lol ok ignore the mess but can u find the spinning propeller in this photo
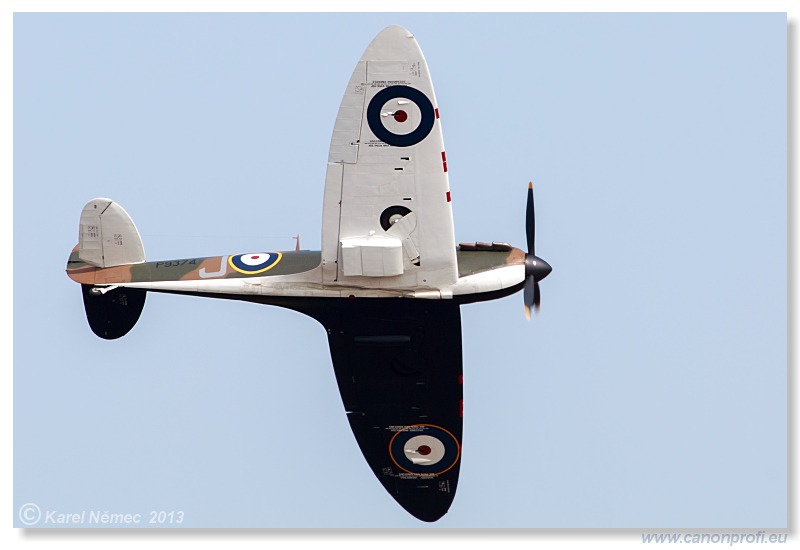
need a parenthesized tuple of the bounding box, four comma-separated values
(523, 182, 552, 319)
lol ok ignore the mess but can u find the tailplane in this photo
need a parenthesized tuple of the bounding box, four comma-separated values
(80, 284, 146, 340)
(68, 198, 147, 339)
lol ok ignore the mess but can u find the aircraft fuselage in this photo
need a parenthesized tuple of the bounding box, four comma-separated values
(66, 245, 526, 301)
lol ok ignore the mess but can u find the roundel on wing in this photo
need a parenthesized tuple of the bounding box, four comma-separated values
(366, 85, 436, 147)
(389, 424, 460, 475)
(379, 205, 413, 231)
(228, 252, 282, 274)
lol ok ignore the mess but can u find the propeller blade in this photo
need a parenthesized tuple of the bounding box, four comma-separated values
(523, 274, 535, 306)
(523, 182, 549, 319)
(523, 274, 535, 321)
(526, 182, 535, 255)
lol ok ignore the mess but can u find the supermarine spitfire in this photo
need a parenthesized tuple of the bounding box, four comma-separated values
(66, 25, 551, 522)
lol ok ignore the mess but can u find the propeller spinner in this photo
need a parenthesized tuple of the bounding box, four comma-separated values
(523, 182, 552, 319)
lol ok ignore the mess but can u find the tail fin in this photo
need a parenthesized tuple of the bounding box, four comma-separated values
(70, 199, 147, 339)
(79, 198, 145, 267)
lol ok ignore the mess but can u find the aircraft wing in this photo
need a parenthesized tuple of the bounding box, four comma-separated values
(314, 26, 464, 521)
(303, 299, 463, 522)
(321, 25, 458, 290)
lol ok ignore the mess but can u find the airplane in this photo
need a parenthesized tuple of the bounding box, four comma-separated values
(65, 25, 551, 523)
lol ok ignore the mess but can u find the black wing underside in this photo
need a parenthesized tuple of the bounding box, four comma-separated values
(146, 292, 464, 522)
(305, 299, 463, 522)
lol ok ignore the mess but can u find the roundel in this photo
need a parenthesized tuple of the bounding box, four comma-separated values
(366, 85, 436, 147)
(228, 252, 282, 274)
(379, 205, 412, 231)
(389, 424, 460, 475)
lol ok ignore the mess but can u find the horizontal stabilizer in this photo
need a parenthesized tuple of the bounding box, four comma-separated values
(81, 284, 146, 340)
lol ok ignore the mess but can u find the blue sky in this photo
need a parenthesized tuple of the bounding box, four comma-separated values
(11, 10, 789, 532)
